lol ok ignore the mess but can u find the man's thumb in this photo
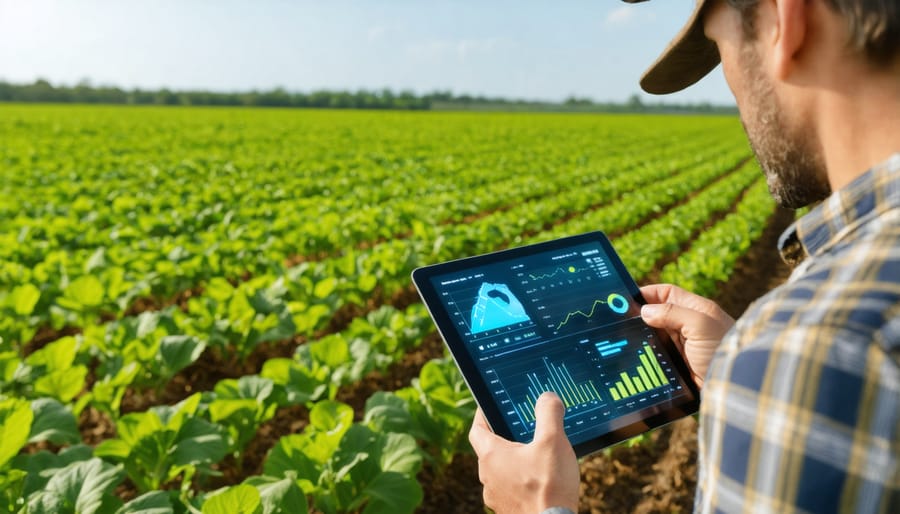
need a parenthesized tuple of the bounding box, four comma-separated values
(533, 392, 567, 443)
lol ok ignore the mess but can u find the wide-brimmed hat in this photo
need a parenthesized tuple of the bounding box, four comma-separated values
(623, 0, 720, 94)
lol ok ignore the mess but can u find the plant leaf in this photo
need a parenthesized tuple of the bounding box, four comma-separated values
(11, 283, 41, 316)
(0, 398, 34, 468)
(170, 417, 229, 467)
(360, 471, 423, 514)
(26, 458, 124, 514)
(114, 491, 173, 514)
(244, 476, 309, 514)
(156, 335, 205, 378)
(28, 397, 80, 445)
(201, 484, 261, 514)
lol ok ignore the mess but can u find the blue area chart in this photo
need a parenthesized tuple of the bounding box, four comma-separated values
(470, 283, 532, 333)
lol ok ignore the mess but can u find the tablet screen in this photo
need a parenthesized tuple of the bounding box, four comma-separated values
(414, 232, 698, 453)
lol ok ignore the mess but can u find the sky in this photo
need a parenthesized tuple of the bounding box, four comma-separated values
(0, 0, 735, 105)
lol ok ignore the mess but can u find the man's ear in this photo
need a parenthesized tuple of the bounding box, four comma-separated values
(772, 0, 808, 80)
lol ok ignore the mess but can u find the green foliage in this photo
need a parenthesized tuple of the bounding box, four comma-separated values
(13, 445, 94, 506)
(28, 397, 81, 445)
(115, 491, 174, 514)
(95, 394, 228, 492)
(82, 310, 204, 412)
(0, 106, 769, 512)
(261, 401, 422, 514)
(24, 458, 124, 514)
(660, 179, 775, 296)
(365, 358, 475, 469)
(207, 376, 280, 454)
(8, 336, 89, 404)
(201, 485, 261, 514)
(0, 398, 33, 469)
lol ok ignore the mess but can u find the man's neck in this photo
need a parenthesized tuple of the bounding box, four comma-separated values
(816, 69, 900, 191)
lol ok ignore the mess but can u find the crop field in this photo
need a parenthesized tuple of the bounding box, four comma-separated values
(0, 104, 790, 513)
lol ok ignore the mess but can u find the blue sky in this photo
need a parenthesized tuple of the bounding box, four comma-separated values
(0, 0, 735, 104)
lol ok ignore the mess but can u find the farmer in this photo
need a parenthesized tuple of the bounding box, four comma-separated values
(468, 0, 900, 512)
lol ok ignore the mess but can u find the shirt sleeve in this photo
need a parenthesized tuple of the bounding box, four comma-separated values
(695, 320, 899, 514)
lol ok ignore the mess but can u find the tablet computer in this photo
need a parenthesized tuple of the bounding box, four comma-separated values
(412, 231, 700, 457)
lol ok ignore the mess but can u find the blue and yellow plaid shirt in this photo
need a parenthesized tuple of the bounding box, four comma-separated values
(696, 154, 900, 513)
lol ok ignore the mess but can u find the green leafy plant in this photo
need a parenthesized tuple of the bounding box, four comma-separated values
(24, 458, 124, 514)
(4, 336, 88, 406)
(95, 394, 229, 492)
(262, 401, 423, 514)
(365, 358, 475, 470)
(205, 376, 280, 456)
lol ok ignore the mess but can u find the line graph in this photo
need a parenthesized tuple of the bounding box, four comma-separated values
(554, 293, 630, 330)
(527, 265, 589, 281)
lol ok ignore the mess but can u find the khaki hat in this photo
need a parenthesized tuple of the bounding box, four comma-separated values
(624, 0, 720, 94)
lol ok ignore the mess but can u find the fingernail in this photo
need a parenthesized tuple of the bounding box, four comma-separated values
(641, 304, 660, 319)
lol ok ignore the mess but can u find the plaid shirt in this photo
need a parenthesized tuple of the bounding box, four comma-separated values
(696, 154, 900, 513)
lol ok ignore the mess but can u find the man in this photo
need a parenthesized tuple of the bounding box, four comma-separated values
(468, 0, 899, 512)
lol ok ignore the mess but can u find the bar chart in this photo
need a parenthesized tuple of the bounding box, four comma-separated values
(607, 342, 670, 401)
(515, 357, 604, 423)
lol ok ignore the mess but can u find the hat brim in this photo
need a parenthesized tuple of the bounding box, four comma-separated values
(639, 0, 721, 95)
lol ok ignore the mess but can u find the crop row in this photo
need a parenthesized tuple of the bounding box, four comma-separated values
(172, 167, 779, 513)
(0, 139, 748, 351)
(1, 157, 758, 425)
(0, 167, 773, 513)
(1, 112, 724, 285)
(659, 179, 776, 295)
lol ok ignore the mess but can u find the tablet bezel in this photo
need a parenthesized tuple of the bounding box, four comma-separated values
(411, 230, 701, 457)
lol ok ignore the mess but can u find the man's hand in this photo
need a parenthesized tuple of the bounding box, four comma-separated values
(640, 284, 735, 388)
(468, 392, 580, 514)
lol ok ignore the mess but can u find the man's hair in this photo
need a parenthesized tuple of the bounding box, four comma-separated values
(726, 0, 900, 65)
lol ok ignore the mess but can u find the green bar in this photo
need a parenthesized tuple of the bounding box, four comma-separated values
(644, 343, 668, 385)
(638, 366, 655, 392)
(580, 384, 592, 402)
(589, 381, 602, 401)
(561, 369, 582, 404)
(526, 396, 536, 421)
(610, 388, 620, 401)
(547, 364, 573, 407)
(634, 375, 647, 392)
(527, 383, 540, 405)
(528, 374, 542, 397)
(543, 364, 563, 403)
(563, 365, 587, 403)
(616, 382, 629, 399)
(640, 353, 662, 388)
(621, 372, 637, 396)
(555, 364, 578, 405)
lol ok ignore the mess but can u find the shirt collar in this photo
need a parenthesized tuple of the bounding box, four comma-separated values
(778, 153, 900, 266)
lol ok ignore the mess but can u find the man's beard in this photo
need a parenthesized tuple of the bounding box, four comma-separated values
(738, 44, 831, 209)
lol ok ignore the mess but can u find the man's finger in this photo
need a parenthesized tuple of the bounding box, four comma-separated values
(641, 302, 707, 333)
(641, 284, 732, 321)
(469, 407, 498, 456)
(532, 392, 567, 444)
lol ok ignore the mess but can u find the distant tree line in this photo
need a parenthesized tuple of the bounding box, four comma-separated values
(0, 79, 737, 114)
